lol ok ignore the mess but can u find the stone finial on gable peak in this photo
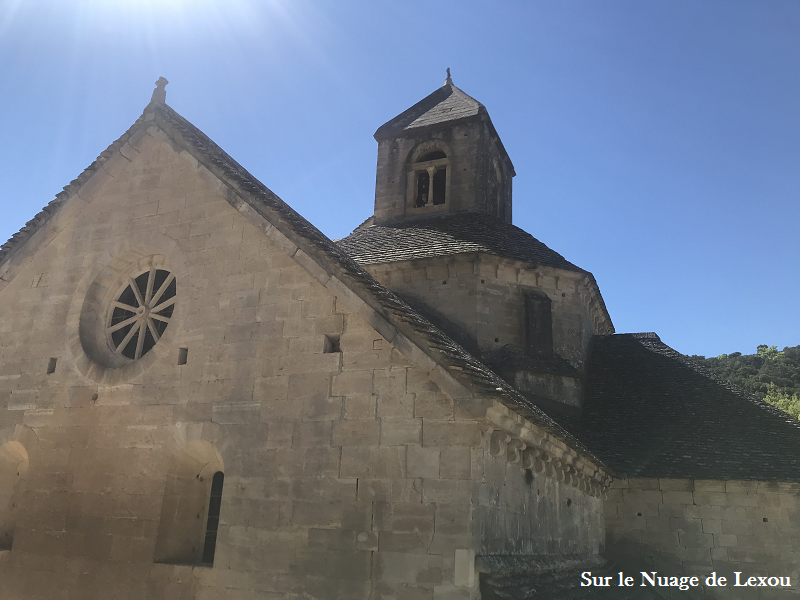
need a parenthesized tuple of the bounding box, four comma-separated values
(151, 77, 169, 104)
(445, 67, 453, 86)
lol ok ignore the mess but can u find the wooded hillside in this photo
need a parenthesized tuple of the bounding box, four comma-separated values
(690, 345, 800, 419)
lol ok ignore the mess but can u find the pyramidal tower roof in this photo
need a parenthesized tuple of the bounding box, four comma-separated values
(374, 71, 487, 139)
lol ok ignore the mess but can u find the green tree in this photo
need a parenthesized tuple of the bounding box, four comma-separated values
(757, 345, 782, 361)
(763, 383, 800, 420)
(693, 344, 800, 420)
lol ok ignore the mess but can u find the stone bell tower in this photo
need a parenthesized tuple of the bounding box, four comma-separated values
(372, 70, 516, 225)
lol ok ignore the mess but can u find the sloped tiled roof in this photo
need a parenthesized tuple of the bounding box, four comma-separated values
(558, 333, 800, 480)
(337, 212, 585, 272)
(375, 82, 484, 138)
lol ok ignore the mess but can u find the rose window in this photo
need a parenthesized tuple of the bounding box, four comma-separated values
(107, 268, 176, 360)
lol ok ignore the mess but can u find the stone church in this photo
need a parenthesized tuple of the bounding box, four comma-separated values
(0, 75, 798, 600)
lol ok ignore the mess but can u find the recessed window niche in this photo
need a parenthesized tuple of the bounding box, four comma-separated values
(406, 143, 451, 214)
(67, 245, 187, 385)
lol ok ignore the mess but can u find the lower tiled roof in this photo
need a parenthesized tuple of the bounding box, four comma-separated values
(337, 212, 585, 273)
(558, 333, 800, 480)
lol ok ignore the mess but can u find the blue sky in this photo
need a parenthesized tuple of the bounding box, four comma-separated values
(1, 0, 797, 357)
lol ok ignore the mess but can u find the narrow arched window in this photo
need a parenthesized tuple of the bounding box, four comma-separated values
(524, 291, 553, 359)
(0, 441, 28, 551)
(202, 471, 224, 565)
(408, 149, 449, 209)
(154, 441, 224, 566)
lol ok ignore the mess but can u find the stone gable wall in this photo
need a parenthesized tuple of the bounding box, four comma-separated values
(604, 478, 800, 599)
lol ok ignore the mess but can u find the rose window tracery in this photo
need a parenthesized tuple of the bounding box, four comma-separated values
(107, 268, 176, 360)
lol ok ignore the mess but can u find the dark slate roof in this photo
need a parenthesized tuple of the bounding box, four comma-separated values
(558, 333, 800, 480)
(337, 212, 585, 273)
(482, 345, 581, 379)
(375, 82, 484, 138)
(0, 96, 608, 475)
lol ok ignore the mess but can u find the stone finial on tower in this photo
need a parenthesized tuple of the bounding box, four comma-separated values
(151, 77, 169, 104)
(445, 68, 453, 86)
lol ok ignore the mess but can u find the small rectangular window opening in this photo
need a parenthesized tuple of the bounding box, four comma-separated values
(324, 334, 341, 354)
(178, 348, 189, 365)
(47, 357, 58, 375)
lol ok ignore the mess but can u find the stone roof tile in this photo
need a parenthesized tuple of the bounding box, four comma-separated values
(375, 82, 484, 138)
(337, 212, 584, 272)
(558, 333, 800, 480)
(0, 117, 147, 268)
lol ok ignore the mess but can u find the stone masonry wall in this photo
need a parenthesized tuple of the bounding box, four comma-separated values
(365, 256, 480, 356)
(374, 122, 482, 225)
(366, 255, 598, 375)
(478, 257, 597, 375)
(477, 450, 604, 557)
(604, 478, 800, 599)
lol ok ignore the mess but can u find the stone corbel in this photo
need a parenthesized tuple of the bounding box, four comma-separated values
(506, 439, 526, 465)
(484, 402, 612, 497)
(521, 447, 539, 472)
(489, 430, 512, 457)
(553, 460, 567, 483)
(542, 453, 554, 479)
(563, 465, 577, 486)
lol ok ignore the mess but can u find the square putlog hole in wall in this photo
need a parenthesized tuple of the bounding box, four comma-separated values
(47, 357, 58, 375)
(324, 335, 341, 354)
(178, 348, 189, 365)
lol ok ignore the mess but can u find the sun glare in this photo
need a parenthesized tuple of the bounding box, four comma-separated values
(68, 0, 282, 40)
(89, 0, 222, 13)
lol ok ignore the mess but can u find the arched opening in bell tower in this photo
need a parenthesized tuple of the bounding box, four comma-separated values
(408, 146, 450, 210)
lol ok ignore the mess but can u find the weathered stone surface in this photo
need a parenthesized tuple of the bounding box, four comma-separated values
(605, 477, 800, 589)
